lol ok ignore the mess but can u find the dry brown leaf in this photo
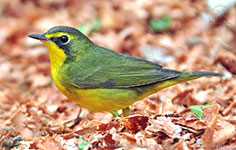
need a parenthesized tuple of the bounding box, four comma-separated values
(121, 115, 149, 134)
(172, 88, 197, 106)
(222, 98, 236, 116)
(213, 119, 235, 146)
(202, 104, 220, 123)
(217, 49, 236, 74)
(172, 117, 206, 131)
(201, 114, 218, 150)
(11, 111, 34, 139)
(0, 0, 233, 149)
(36, 136, 64, 150)
(148, 117, 181, 136)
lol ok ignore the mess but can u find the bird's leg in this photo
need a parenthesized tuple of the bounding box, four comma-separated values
(111, 107, 130, 117)
(50, 105, 83, 131)
(122, 107, 130, 117)
(69, 105, 83, 129)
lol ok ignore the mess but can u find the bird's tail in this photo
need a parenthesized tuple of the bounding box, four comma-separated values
(178, 71, 223, 81)
(137, 70, 222, 100)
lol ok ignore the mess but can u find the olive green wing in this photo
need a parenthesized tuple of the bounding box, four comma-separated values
(65, 47, 183, 88)
(73, 65, 182, 88)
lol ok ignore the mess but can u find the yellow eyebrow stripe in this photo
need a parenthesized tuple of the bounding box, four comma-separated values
(45, 32, 73, 40)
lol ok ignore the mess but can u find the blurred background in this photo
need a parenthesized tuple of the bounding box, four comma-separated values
(0, 0, 236, 149)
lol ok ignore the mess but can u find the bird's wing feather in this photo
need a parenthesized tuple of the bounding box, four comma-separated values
(66, 46, 183, 88)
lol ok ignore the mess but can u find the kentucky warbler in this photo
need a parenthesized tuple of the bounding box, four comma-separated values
(28, 26, 222, 119)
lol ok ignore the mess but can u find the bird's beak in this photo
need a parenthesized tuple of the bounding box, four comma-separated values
(28, 33, 48, 41)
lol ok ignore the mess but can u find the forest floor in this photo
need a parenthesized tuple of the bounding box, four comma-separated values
(0, 0, 236, 149)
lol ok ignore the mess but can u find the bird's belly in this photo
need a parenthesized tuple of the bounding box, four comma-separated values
(68, 79, 183, 112)
(65, 87, 141, 112)
(56, 80, 178, 112)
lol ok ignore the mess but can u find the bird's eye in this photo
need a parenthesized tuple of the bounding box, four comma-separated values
(60, 35, 69, 44)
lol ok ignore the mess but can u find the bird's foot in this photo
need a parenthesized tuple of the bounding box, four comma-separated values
(111, 107, 130, 117)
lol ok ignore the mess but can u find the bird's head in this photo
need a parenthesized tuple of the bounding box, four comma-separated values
(28, 26, 92, 67)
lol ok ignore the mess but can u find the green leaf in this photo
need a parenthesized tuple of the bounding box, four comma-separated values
(190, 105, 202, 120)
(78, 136, 90, 150)
(77, 18, 101, 35)
(189, 104, 212, 120)
(149, 16, 170, 32)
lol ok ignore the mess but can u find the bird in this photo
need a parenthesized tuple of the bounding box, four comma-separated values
(28, 26, 222, 127)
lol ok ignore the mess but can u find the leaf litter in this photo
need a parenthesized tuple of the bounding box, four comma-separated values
(0, 0, 236, 149)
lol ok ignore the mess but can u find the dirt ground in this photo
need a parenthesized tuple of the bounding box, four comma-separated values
(0, 0, 236, 149)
